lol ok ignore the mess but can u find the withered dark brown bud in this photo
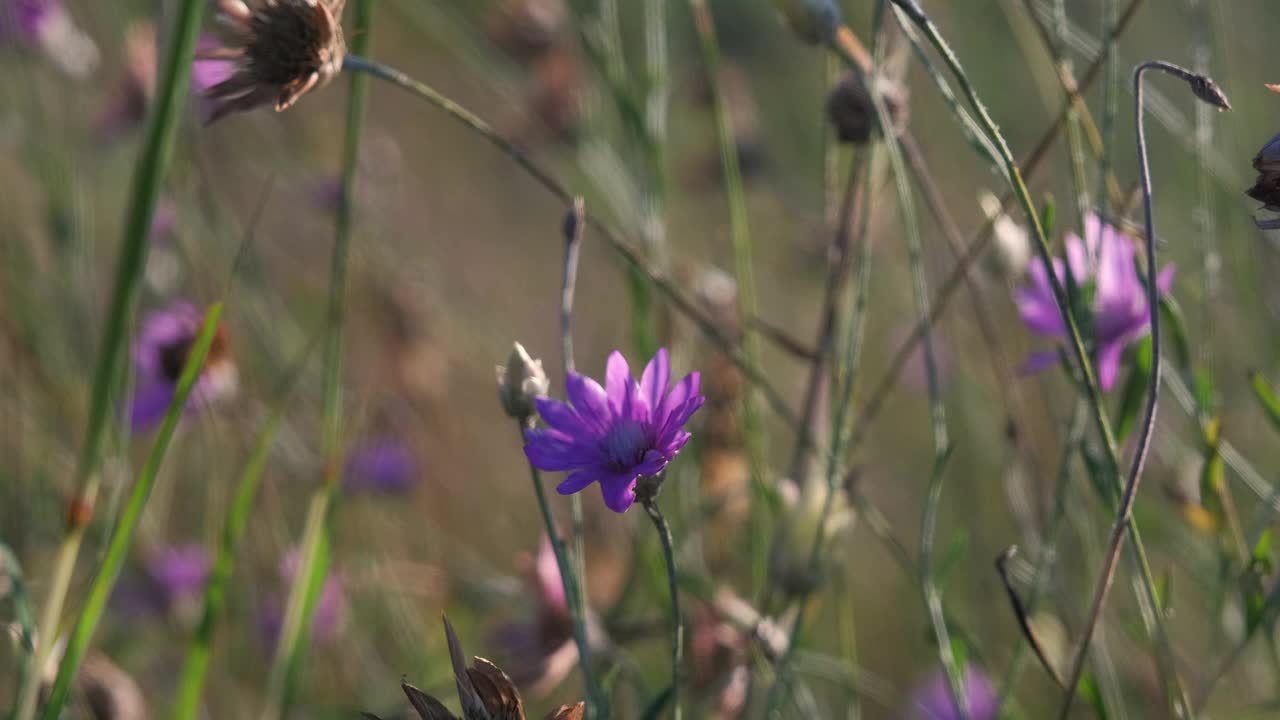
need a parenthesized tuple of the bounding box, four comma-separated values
(201, 0, 347, 123)
(826, 71, 908, 145)
(1247, 133, 1280, 229)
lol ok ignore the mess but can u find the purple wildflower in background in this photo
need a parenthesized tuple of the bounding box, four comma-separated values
(130, 300, 237, 431)
(147, 545, 211, 604)
(910, 667, 999, 720)
(0, 0, 97, 77)
(524, 348, 704, 513)
(344, 438, 416, 495)
(1015, 214, 1174, 391)
(259, 549, 347, 647)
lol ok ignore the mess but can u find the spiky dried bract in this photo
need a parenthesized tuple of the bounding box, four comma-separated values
(544, 704, 584, 720)
(201, 0, 346, 123)
(378, 616, 585, 720)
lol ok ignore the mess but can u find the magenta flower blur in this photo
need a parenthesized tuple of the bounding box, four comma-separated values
(130, 300, 237, 431)
(259, 549, 347, 647)
(523, 348, 704, 513)
(344, 438, 416, 495)
(1015, 214, 1174, 391)
(910, 667, 999, 720)
(147, 545, 212, 604)
(1, 0, 97, 77)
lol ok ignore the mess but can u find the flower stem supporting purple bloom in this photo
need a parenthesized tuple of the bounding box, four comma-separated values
(1055, 61, 1229, 720)
(638, 486, 682, 720)
(560, 198, 590, 654)
(519, 424, 606, 719)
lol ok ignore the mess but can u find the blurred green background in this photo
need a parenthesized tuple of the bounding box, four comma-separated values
(5, 0, 1280, 718)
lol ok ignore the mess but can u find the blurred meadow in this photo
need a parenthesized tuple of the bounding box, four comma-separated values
(5, 0, 1280, 718)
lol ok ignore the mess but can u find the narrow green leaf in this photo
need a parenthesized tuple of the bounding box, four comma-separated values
(42, 304, 224, 720)
(170, 345, 313, 720)
(1079, 675, 1111, 720)
(1039, 193, 1056, 239)
(1249, 371, 1280, 434)
(1158, 296, 1194, 381)
(639, 686, 673, 720)
(1113, 337, 1152, 443)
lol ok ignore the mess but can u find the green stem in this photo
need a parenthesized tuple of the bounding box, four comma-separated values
(15, 0, 206, 716)
(642, 497, 682, 720)
(171, 351, 311, 720)
(260, 4, 373, 717)
(686, 0, 771, 598)
(519, 426, 606, 719)
(42, 306, 224, 720)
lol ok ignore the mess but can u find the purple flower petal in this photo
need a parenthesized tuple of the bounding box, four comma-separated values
(599, 472, 639, 513)
(534, 397, 589, 435)
(565, 372, 612, 437)
(525, 431, 601, 471)
(640, 348, 670, 411)
(605, 350, 631, 412)
(557, 469, 600, 495)
(1095, 339, 1126, 392)
(129, 381, 175, 432)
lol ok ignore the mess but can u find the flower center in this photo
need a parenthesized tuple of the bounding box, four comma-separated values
(602, 420, 650, 471)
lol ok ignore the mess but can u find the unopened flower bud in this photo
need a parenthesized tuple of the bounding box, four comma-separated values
(497, 342, 550, 421)
(826, 72, 908, 145)
(772, 0, 840, 46)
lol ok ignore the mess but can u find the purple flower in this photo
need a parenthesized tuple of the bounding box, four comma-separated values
(344, 438, 416, 495)
(1015, 214, 1174, 391)
(259, 549, 347, 648)
(0, 0, 97, 77)
(147, 544, 212, 611)
(910, 667, 999, 720)
(523, 348, 705, 513)
(0, 0, 54, 43)
(130, 300, 237, 432)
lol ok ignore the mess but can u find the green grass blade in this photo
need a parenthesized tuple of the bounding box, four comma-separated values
(260, 3, 373, 717)
(41, 304, 225, 720)
(15, 2, 207, 717)
(170, 349, 314, 720)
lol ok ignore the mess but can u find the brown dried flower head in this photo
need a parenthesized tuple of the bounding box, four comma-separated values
(201, 0, 347, 123)
(826, 71, 908, 145)
(380, 616, 585, 720)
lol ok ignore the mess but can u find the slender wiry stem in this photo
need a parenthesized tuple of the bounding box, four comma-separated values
(641, 494, 683, 720)
(262, 5, 374, 716)
(1055, 60, 1230, 720)
(687, 0, 771, 594)
(339, 54, 803, 438)
(560, 198, 590, 635)
(517, 425, 606, 719)
(844, 0, 1145, 454)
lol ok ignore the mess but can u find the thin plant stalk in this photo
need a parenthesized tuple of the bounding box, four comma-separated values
(880, 9, 1197, 716)
(686, 0, 771, 596)
(14, 1, 207, 716)
(170, 347, 314, 720)
(920, 450, 964, 720)
(843, 0, 1145, 455)
(260, 3, 373, 717)
(640, 495, 682, 720)
(1055, 60, 1230, 720)
(41, 306, 225, 719)
(336, 55, 804, 437)
(561, 198, 590, 627)
(518, 426, 606, 719)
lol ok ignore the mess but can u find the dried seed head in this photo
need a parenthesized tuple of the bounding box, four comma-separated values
(202, 0, 347, 123)
(826, 71, 908, 144)
(497, 342, 550, 422)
